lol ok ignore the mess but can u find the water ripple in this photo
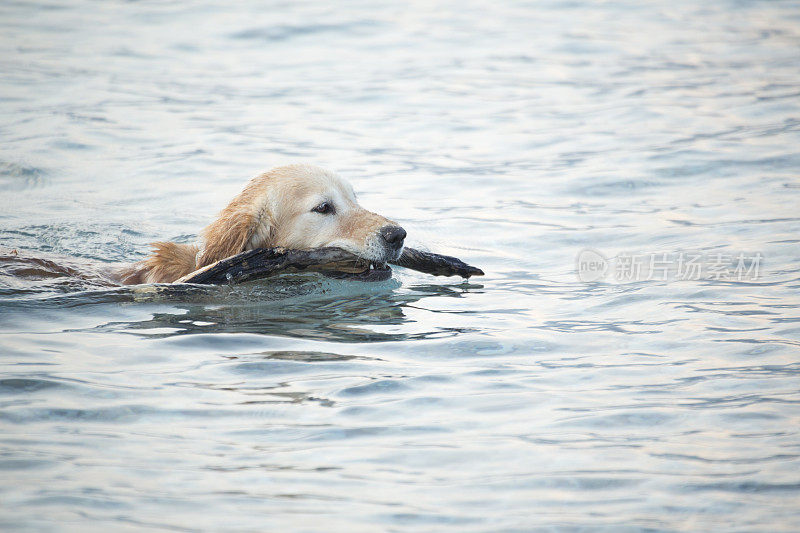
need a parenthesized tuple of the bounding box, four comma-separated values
(1, 0, 799, 531)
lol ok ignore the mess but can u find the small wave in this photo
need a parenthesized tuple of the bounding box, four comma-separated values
(230, 21, 378, 42)
(0, 161, 49, 191)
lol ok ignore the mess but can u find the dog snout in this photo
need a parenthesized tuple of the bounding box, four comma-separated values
(379, 225, 406, 250)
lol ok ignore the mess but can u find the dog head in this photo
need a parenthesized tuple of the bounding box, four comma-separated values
(197, 164, 406, 269)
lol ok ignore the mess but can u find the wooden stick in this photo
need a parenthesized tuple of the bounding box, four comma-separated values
(392, 247, 484, 278)
(174, 247, 368, 284)
(175, 247, 483, 285)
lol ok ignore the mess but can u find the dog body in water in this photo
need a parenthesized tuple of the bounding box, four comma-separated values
(119, 164, 406, 284)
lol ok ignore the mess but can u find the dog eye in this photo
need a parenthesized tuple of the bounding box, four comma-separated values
(312, 202, 334, 215)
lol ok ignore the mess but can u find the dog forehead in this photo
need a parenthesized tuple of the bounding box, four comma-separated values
(258, 165, 357, 217)
(289, 166, 356, 201)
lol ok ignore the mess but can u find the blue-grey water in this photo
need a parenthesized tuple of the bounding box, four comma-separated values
(2, 1, 800, 531)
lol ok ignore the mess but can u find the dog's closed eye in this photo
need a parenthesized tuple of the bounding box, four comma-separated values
(312, 201, 335, 215)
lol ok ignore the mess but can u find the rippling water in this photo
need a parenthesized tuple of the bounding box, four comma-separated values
(2, 0, 800, 531)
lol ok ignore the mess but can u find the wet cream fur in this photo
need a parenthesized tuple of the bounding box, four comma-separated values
(120, 164, 400, 284)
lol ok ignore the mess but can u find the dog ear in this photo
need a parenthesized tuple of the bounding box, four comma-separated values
(197, 208, 272, 267)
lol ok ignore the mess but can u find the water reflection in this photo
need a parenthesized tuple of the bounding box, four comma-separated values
(22, 274, 481, 342)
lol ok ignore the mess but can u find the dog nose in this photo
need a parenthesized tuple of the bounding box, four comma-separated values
(379, 225, 406, 249)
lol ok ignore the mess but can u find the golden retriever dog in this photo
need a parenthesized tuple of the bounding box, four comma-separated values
(118, 164, 406, 284)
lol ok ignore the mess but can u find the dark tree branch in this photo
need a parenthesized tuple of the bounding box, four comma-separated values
(176, 247, 483, 285)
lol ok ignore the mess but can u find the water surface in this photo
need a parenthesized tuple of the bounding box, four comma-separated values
(1, 0, 800, 531)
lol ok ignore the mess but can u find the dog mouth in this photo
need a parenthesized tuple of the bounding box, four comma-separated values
(320, 260, 392, 282)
